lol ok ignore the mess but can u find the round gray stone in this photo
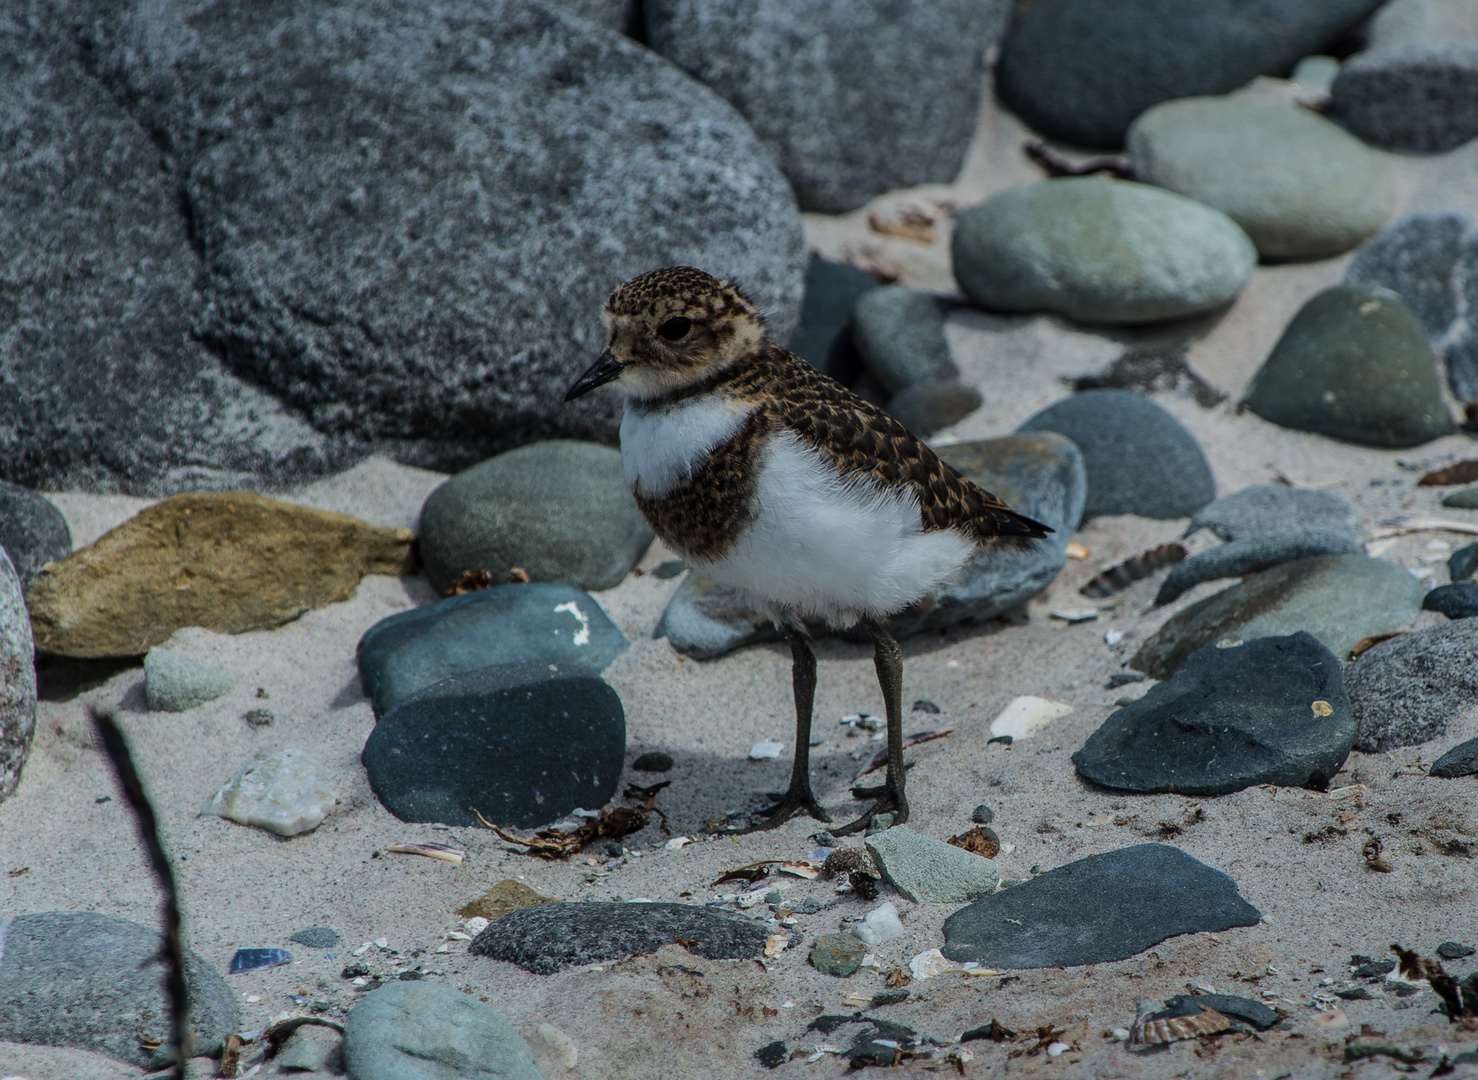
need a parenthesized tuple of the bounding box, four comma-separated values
(1018, 389, 1215, 520)
(0, 480, 71, 584)
(851, 287, 956, 395)
(1244, 283, 1455, 447)
(1346, 620, 1478, 751)
(0, 549, 35, 803)
(1186, 484, 1363, 544)
(418, 440, 653, 594)
(1369, 0, 1478, 49)
(0, 911, 238, 1068)
(885, 380, 983, 439)
(1127, 95, 1393, 259)
(1155, 529, 1364, 606)
(342, 980, 540, 1080)
(143, 647, 236, 713)
(952, 178, 1257, 324)
(1332, 44, 1478, 154)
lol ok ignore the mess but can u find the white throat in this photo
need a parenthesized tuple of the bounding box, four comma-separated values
(619, 394, 754, 499)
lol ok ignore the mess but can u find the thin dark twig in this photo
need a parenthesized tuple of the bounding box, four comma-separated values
(1023, 138, 1134, 179)
(90, 707, 188, 1077)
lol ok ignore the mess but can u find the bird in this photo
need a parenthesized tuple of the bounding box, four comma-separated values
(565, 266, 1049, 835)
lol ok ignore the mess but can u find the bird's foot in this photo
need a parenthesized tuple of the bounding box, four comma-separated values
(829, 790, 910, 837)
(733, 786, 832, 833)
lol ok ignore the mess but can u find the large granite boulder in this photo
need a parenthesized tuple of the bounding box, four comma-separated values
(644, 0, 1009, 212)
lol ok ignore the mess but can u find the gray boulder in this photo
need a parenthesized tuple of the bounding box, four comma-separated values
(0, 548, 35, 802)
(1332, 44, 1478, 154)
(1127, 95, 1393, 259)
(0, 911, 238, 1068)
(85, 0, 805, 473)
(995, 0, 1383, 149)
(1346, 212, 1473, 342)
(1346, 621, 1478, 751)
(644, 0, 1009, 212)
(0, 481, 71, 584)
(952, 178, 1257, 324)
(1186, 485, 1363, 545)
(343, 980, 541, 1080)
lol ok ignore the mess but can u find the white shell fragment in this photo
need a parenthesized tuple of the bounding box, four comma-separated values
(749, 739, 784, 760)
(1050, 608, 1099, 623)
(850, 902, 905, 946)
(202, 748, 337, 837)
(907, 948, 999, 980)
(386, 842, 465, 864)
(778, 862, 820, 879)
(989, 696, 1074, 742)
(664, 836, 693, 850)
(764, 932, 789, 957)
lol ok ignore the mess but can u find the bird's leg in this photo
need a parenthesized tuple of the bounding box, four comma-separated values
(741, 627, 831, 831)
(832, 618, 909, 836)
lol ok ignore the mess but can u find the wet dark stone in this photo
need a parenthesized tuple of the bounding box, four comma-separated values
(754, 1040, 787, 1069)
(1450, 542, 1478, 582)
(1438, 941, 1477, 959)
(1161, 993, 1279, 1030)
(1430, 737, 1478, 779)
(469, 902, 767, 973)
(1076, 633, 1352, 796)
(1423, 582, 1478, 619)
(942, 844, 1261, 968)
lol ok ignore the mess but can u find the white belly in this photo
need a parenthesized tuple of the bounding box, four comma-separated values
(620, 395, 753, 499)
(701, 432, 977, 627)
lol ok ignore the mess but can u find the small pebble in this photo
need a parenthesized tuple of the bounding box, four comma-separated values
(1046, 1042, 1068, 1057)
(631, 751, 673, 772)
(651, 559, 688, 580)
(243, 707, 274, 727)
(970, 804, 995, 825)
(912, 699, 941, 714)
(749, 740, 784, 760)
(1438, 941, 1476, 959)
(1107, 672, 1146, 688)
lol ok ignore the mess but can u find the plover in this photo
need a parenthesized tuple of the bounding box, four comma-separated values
(565, 267, 1048, 834)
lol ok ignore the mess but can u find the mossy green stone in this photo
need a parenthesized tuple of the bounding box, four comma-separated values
(1245, 284, 1454, 447)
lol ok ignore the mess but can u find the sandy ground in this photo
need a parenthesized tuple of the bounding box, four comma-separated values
(6, 83, 1478, 1080)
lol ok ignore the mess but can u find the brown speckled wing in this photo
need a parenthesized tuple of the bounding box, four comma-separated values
(727, 347, 1051, 545)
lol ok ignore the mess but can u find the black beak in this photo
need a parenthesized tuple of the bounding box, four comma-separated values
(564, 350, 623, 402)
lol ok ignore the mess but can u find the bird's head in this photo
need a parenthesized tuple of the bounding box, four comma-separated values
(564, 266, 767, 403)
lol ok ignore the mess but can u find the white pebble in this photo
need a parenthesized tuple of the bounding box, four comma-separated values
(1046, 1041, 1069, 1056)
(1104, 628, 1124, 646)
(749, 740, 784, 760)
(850, 901, 905, 946)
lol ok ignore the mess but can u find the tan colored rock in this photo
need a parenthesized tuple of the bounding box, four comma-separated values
(25, 492, 414, 657)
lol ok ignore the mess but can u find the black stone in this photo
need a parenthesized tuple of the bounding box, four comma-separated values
(1423, 583, 1478, 619)
(1351, 957, 1396, 979)
(1337, 987, 1376, 1000)
(912, 699, 941, 714)
(942, 844, 1261, 968)
(632, 751, 674, 773)
(0, 481, 71, 585)
(1155, 530, 1362, 606)
(362, 672, 624, 827)
(1162, 994, 1279, 1030)
(1107, 672, 1146, 688)
(785, 255, 880, 377)
(1074, 633, 1352, 796)
(1430, 737, 1478, 779)
(970, 804, 995, 825)
(469, 902, 768, 973)
(1450, 543, 1478, 583)
(1438, 942, 1477, 959)
(754, 1040, 787, 1069)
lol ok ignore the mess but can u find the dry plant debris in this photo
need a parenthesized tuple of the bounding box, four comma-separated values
(947, 827, 1000, 859)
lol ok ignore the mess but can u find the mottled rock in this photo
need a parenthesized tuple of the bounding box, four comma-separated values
(0, 911, 238, 1068)
(885, 381, 983, 438)
(418, 441, 653, 594)
(289, 927, 341, 949)
(1186, 485, 1363, 544)
(1332, 45, 1478, 154)
(1074, 633, 1353, 794)
(1345, 212, 1472, 341)
(204, 748, 338, 837)
(1127, 95, 1393, 259)
(953, 179, 1256, 324)
(1155, 530, 1363, 606)
(86, 0, 804, 470)
(809, 935, 867, 977)
(1133, 555, 1424, 679)
(656, 432, 1086, 656)
(1430, 736, 1478, 779)
(356, 583, 626, 718)
(0, 550, 35, 804)
(143, 647, 235, 712)
(1346, 620, 1478, 750)
(0, 481, 71, 585)
(469, 902, 767, 973)
(24, 492, 413, 658)
(996, 0, 1382, 148)
(644, 0, 1006, 212)
(362, 671, 624, 827)
(864, 826, 1000, 903)
(1243, 284, 1454, 447)
(943, 844, 1261, 968)
(342, 981, 540, 1080)
(1018, 390, 1215, 520)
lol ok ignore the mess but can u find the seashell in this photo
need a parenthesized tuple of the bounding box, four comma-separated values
(1081, 542, 1188, 598)
(1129, 1006, 1230, 1049)
(385, 842, 465, 864)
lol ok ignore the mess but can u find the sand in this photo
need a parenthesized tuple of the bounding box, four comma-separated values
(4, 83, 1478, 1080)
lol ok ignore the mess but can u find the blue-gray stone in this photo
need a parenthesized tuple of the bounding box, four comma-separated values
(469, 901, 767, 974)
(1155, 530, 1363, 606)
(786, 255, 879, 378)
(1444, 488, 1478, 510)
(342, 980, 541, 1080)
(655, 432, 1085, 656)
(143, 648, 236, 713)
(1346, 620, 1478, 751)
(1127, 95, 1393, 259)
(289, 926, 341, 949)
(1332, 44, 1478, 153)
(851, 287, 956, 395)
(418, 440, 653, 594)
(644, 0, 1007, 213)
(1450, 542, 1478, 580)
(1430, 736, 1478, 779)
(1074, 632, 1353, 795)
(1018, 389, 1215, 520)
(0, 911, 238, 1069)
(1132, 554, 1425, 680)
(885, 380, 983, 439)
(0, 548, 35, 803)
(942, 844, 1261, 969)
(996, 0, 1382, 148)
(952, 178, 1256, 324)
(1243, 283, 1454, 448)
(1186, 484, 1364, 544)
(1346, 212, 1472, 341)
(1424, 582, 1478, 619)
(362, 670, 624, 827)
(356, 583, 627, 718)
(0, 481, 71, 585)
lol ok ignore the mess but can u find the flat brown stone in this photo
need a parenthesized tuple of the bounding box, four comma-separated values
(25, 492, 414, 657)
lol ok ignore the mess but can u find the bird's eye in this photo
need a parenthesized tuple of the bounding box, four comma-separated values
(657, 316, 692, 341)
